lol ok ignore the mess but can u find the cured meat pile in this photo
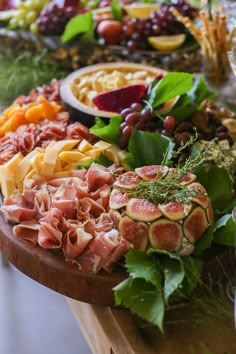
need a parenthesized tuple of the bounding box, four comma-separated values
(0, 78, 95, 165)
(1, 163, 132, 273)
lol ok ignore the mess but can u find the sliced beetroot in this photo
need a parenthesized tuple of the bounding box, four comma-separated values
(109, 188, 129, 209)
(135, 165, 169, 181)
(183, 206, 209, 243)
(113, 171, 141, 189)
(187, 182, 209, 209)
(92, 84, 147, 113)
(158, 202, 192, 221)
(149, 218, 183, 252)
(119, 215, 148, 251)
(126, 198, 162, 222)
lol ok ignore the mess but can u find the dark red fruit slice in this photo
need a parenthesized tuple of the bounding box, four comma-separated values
(187, 182, 209, 209)
(168, 168, 196, 185)
(135, 165, 169, 181)
(149, 218, 183, 252)
(183, 206, 209, 243)
(206, 203, 214, 225)
(113, 171, 141, 189)
(126, 198, 162, 222)
(158, 202, 192, 221)
(92, 84, 147, 113)
(109, 188, 129, 209)
(119, 216, 148, 250)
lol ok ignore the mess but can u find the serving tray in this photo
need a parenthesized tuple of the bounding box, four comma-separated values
(0, 212, 126, 306)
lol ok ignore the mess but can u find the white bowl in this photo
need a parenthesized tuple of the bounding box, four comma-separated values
(60, 62, 166, 127)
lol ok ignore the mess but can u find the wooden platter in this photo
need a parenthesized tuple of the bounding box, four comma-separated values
(0, 212, 127, 306)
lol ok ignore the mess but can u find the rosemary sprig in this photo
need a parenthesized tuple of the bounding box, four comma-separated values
(116, 140, 214, 205)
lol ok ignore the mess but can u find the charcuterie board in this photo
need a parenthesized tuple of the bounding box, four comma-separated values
(0, 207, 126, 306)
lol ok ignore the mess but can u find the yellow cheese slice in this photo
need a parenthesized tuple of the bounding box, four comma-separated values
(85, 148, 101, 159)
(16, 150, 42, 181)
(59, 150, 86, 164)
(78, 139, 93, 153)
(4, 152, 24, 176)
(0, 166, 16, 198)
(32, 154, 44, 174)
(41, 147, 58, 176)
(53, 139, 80, 153)
(93, 140, 111, 150)
(103, 145, 120, 163)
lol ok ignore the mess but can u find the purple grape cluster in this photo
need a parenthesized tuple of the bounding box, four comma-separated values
(37, 2, 78, 35)
(119, 0, 199, 51)
(119, 103, 157, 147)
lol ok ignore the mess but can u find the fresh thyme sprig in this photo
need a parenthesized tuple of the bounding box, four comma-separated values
(116, 140, 215, 205)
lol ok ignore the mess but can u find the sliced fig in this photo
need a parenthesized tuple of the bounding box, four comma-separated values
(183, 206, 209, 243)
(135, 165, 169, 181)
(206, 202, 214, 225)
(187, 182, 209, 209)
(119, 215, 148, 250)
(168, 168, 196, 185)
(92, 84, 147, 113)
(149, 218, 183, 252)
(158, 202, 192, 221)
(126, 198, 162, 222)
(113, 171, 141, 189)
(109, 188, 129, 209)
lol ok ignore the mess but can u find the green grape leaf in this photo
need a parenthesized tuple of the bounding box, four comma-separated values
(114, 277, 165, 332)
(124, 130, 174, 169)
(90, 116, 122, 144)
(61, 11, 94, 42)
(147, 72, 194, 109)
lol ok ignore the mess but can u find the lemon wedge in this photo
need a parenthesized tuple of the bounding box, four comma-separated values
(125, 4, 160, 18)
(148, 34, 186, 51)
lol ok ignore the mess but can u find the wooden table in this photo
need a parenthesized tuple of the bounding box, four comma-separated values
(66, 297, 236, 354)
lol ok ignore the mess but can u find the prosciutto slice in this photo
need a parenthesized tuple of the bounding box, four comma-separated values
(63, 228, 93, 260)
(1, 163, 131, 273)
(13, 221, 39, 245)
(74, 230, 132, 274)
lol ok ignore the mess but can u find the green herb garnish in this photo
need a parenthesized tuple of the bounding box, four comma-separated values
(117, 139, 214, 205)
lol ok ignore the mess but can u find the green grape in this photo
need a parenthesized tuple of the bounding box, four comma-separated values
(8, 17, 19, 29)
(25, 10, 38, 25)
(29, 22, 39, 33)
(14, 9, 27, 20)
(18, 18, 28, 29)
(23, 0, 37, 10)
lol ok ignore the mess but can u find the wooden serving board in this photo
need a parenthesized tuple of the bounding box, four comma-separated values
(0, 213, 126, 306)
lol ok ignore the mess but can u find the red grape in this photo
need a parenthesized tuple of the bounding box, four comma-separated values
(163, 115, 176, 131)
(125, 112, 140, 125)
(122, 125, 132, 138)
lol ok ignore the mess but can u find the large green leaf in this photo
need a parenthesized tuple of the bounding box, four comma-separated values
(124, 249, 162, 289)
(61, 12, 94, 42)
(114, 277, 165, 332)
(90, 116, 122, 144)
(194, 214, 234, 255)
(213, 215, 236, 247)
(124, 130, 174, 169)
(193, 165, 234, 212)
(147, 72, 194, 109)
(148, 249, 185, 303)
(189, 76, 217, 105)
